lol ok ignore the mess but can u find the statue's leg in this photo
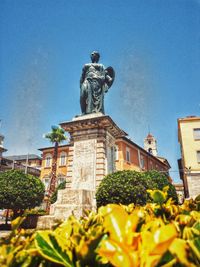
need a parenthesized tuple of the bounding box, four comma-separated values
(101, 103, 105, 114)
(80, 97, 86, 114)
(101, 92, 105, 114)
(87, 83, 93, 114)
(98, 91, 105, 114)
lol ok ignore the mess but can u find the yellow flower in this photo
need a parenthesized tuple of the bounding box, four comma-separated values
(98, 239, 139, 267)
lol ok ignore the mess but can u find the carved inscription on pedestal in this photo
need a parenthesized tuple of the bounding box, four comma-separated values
(61, 190, 79, 204)
(71, 139, 96, 190)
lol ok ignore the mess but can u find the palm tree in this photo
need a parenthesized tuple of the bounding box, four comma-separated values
(45, 126, 67, 211)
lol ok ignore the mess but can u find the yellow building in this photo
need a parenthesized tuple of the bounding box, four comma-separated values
(178, 116, 200, 198)
(39, 145, 69, 191)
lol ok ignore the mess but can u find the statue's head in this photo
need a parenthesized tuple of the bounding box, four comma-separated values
(90, 51, 100, 63)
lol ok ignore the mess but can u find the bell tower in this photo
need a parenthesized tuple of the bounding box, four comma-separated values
(144, 133, 158, 156)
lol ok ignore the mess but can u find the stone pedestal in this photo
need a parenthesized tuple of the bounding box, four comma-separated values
(37, 113, 126, 228)
(60, 113, 126, 189)
(37, 189, 94, 229)
(50, 189, 93, 219)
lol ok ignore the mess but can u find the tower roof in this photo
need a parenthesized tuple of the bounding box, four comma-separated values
(145, 133, 155, 140)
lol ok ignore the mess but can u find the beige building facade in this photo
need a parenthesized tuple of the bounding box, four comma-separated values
(178, 116, 200, 198)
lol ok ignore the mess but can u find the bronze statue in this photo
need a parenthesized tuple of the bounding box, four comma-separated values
(80, 51, 115, 114)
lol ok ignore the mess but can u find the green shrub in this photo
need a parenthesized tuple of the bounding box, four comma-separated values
(0, 170, 45, 217)
(96, 170, 178, 208)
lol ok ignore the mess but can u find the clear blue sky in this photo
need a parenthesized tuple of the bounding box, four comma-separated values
(0, 0, 199, 182)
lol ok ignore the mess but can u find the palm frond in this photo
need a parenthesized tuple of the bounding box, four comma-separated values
(45, 126, 67, 144)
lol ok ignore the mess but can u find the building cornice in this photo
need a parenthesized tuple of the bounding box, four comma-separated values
(38, 144, 70, 151)
(60, 114, 127, 139)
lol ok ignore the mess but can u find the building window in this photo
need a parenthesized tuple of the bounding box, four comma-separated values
(148, 140, 151, 145)
(140, 155, 145, 169)
(126, 147, 130, 162)
(197, 151, 200, 163)
(150, 161, 153, 170)
(44, 177, 50, 191)
(115, 145, 119, 160)
(45, 154, 52, 167)
(193, 128, 200, 140)
(155, 164, 158, 169)
(60, 152, 67, 166)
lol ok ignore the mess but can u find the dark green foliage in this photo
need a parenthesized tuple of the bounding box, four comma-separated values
(50, 181, 66, 204)
(96, 170, 178, 208)
(96, 171, 149, 207)
(144, 170, 178, 204)
(0, 170, 45, 212)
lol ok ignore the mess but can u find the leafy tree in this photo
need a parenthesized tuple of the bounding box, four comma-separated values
(45, 125, 67, 211)
(96, 170, 178, 208)
(0, 170, 45, 218)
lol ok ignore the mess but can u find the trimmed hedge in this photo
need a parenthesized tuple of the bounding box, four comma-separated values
(96, 170, 178, 207)
(0, 170, 45, 215)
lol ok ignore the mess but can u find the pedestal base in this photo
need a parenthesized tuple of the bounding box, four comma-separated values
(50, 189, 94, 218)
(37, 189, 94, 229)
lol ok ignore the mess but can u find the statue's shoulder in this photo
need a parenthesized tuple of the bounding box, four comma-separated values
(83, 63, 92, 68)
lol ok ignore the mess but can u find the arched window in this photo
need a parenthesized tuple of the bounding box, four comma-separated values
(140, 155, 145, 169)
(126, 147, 130, 162)
(59, 152, 67, 166)
(45, 153, 52, 167)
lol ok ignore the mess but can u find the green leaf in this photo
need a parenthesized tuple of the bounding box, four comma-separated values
(147, 190, 166, 204)
(193, 222, 200, 231)
(157, 250, 174, 266)
(188, 237, 200, 262)
(35, 232, 73, 267)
